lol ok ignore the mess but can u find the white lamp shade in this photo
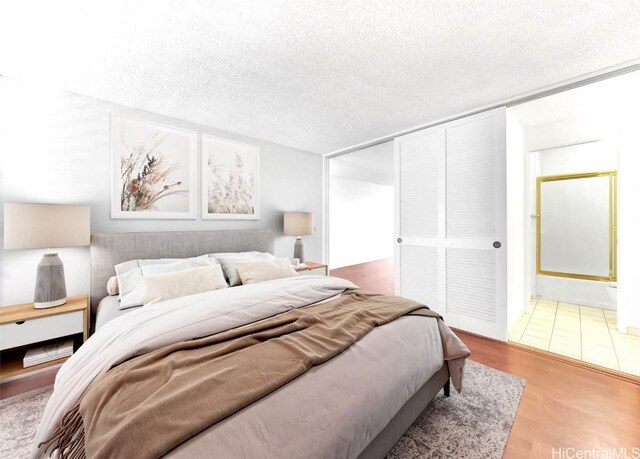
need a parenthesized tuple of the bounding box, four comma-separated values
(283, 212, 314, 236)
(4, 203, 90, 250)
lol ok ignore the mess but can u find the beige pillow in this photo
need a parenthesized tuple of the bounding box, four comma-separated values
(118, 257, 220, 309)
(142, 265, 228, 306)
(214, 252, 277, 286)
(106, 276, 119, 296)
(236, 258, 298, 285)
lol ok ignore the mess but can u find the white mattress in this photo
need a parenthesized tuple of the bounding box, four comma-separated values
(95, 296, 140, 330)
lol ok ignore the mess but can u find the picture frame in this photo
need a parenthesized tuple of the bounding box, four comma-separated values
(110, 114, 197, 219)
(201, 134, 260, 220)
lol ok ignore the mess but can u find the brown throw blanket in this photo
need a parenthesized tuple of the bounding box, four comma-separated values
(40, 290, 449, 459)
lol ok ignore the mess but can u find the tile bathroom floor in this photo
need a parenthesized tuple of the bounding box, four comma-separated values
(509, 298, 640, 376)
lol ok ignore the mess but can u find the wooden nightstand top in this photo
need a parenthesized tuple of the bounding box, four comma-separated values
(294, 261, 327, 271)
(0, 295, 88, 325)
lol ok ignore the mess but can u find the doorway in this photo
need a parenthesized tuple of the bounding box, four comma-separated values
(508, 71, 640, 377)
(326, 142, 395, 295)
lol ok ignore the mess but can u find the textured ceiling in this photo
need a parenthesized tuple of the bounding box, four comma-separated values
(1, 1, 639, 154)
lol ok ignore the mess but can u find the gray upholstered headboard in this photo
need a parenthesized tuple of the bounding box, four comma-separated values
(90, 229, 274, 317)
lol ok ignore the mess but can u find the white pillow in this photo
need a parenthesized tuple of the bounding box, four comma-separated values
(115, 254, 210, 277)
(142, 265, 228, 306)
(213, 252, 277, 286)
(114, 256, 207, 297)
(115, 258, 180, 277)
(236, 258, 299, 285)
(106, 276, 119, 296)
(117, 257, 220, 309)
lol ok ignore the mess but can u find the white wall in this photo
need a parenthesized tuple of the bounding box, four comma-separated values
(617, 130, 640, 331)
(506, 108, 527, 331)
(328, 141, 394, 269)
(0, 77, 323, 306)
(535, 275, 616, 310)
(537, 141, 618, 175)
(329, 142, 394, 186)
(329, 177, 393, 268)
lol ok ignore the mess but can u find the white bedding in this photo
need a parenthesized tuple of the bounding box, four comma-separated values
(35, 276, 462, 459)
(34, 276, 357, 457)
(95, 295, 137, 330)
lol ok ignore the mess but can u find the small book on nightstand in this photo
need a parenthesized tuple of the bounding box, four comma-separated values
(23, 339, 74, 368)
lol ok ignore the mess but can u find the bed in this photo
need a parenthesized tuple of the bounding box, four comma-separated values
(33, 230, 469, 459)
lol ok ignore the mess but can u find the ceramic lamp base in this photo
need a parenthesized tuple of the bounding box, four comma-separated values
(34, 298, 67, 309)
(34, 253, 67, 309)
(293, 237, 305, 263)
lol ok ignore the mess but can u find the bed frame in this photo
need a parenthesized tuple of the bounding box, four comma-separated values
(89, 229, 449, 459)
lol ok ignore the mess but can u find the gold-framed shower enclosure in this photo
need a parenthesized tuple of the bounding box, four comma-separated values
(536, 170, 617, 282)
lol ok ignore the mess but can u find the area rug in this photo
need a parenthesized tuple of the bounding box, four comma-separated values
(0, 360, 524, 459)
(0, 385, 52, 459)
(387, 360, 525, 458)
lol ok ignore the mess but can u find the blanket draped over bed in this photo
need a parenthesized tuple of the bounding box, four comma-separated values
(35, 278, 469, 459)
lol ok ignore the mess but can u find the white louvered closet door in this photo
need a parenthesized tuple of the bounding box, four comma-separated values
(395, 128, 445, 315)
(395, 107, 507, 340)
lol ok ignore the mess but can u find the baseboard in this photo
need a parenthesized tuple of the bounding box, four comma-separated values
(508, 341, 639, 385)
(451, 327, 507, 345)
(0, 366, 58, 399)
(627, 327, 640, 337)
(399, 327, 638, 384)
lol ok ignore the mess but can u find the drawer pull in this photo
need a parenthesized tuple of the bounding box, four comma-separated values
(15, 321, 25, 325)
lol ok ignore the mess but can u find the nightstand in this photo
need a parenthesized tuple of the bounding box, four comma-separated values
(294, 261, 329, 276)
(0, 295, 89, 383)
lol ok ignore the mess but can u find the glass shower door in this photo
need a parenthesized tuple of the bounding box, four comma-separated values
(537, 171, 617, 281)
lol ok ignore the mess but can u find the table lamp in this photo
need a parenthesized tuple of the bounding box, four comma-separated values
(4, 203, 90, 308)
(283, 211, 314, 263)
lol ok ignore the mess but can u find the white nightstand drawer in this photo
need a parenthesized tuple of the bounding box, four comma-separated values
(0, 311, 83, 351)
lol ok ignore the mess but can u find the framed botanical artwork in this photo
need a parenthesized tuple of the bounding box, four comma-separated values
(201, 135, 260, 220)
(110, 114, 197, 219)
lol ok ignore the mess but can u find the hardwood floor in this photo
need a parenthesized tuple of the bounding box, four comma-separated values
(330, 258, 394, 295)
(457, 330, 640, 458)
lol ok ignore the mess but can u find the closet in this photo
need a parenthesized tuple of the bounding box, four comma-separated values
(394, 107, 508, 340)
